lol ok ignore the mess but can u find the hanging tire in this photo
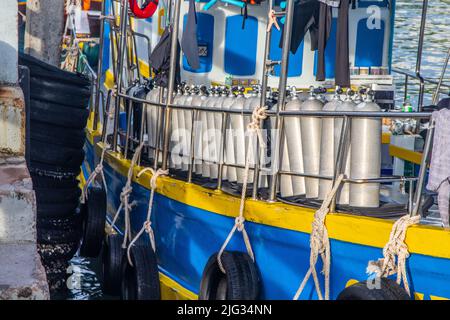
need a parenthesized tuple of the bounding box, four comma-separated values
(29, 160, 82, 178)
(337, 278, 411, 300)
(30, 139, 85, 168)
(31, 173, 79, 189)
(37, 241, 80, 262)
(199, 251, 260, 300)
(79, 182, 107, 258)
(121, 244, 160, 300)
(102, 233, 125, 295)
(34, 186, 81, 204)
(30, 120, 86, 149)
(36, 201, 79, 218)
(29, 76, 91, 109)
(30, 99, 89, 129)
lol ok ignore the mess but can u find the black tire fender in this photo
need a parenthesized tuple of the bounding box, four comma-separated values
(30, 99, 89, 129)
(199, 251, 260, 300)
(121, 244, 160, 300)
(30, 139, 85, 168)
(30, 120, 86, 149)
(102, 233, 125, 295)
(337, 278, 411, 300)
(34, 186, 81, 204)
(79, 182, 107, 258)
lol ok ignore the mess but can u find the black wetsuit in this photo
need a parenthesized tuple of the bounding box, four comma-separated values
(279, 0, 351, 87)
(181, 0, 200, 70)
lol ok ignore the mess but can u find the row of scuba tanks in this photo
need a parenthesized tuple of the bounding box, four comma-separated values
(139, 83, 382, 208)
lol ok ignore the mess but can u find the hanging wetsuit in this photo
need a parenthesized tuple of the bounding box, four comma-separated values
(181, 0, 200, 70)
(149, 26, 181, 88)
(279, 0, 321, 55)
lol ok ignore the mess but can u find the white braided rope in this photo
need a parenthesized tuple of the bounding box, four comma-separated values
(217, 106, 267, 274)
(293, 174, 345, 301)
(110, 142, 146, 248)
(82, 110, 115, 203)
(126, 167, 168, 266)
(366, 214, 420, 297)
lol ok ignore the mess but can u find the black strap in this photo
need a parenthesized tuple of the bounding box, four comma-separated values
(241, 3, 248, 29)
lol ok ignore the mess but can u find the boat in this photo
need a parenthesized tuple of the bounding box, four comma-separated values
(78, 0, 450, 300)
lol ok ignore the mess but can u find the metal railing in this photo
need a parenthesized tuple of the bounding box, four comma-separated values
(94, 0, 438, 219)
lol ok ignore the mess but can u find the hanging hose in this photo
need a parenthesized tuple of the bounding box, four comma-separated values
(217, 106, 267, 274)
(366, 214, 420, 297)
(293, 174, 345, 301)
(126, 167, 168, 265)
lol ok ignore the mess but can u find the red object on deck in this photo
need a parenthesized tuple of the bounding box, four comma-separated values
(129, 0, 159, 19)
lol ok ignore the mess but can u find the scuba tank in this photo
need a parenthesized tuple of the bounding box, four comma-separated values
(350, 89, 381, 208)
(200, 87, 213, 178)
(146, 85, 163, 161)
(170, 85, 184, 170)
(222, 87, 237, 183)
(318, 86, 343, 200)
(180, 85, 194, 171)
(334, 89, 356, 205)
(300, 87, 325, 199)
(242, 86, 261, 184)
(229, 87, 247, 184)
(191, 85, 208, 176)
(203, 86, 223, 179)
(284, 86, 305, 196)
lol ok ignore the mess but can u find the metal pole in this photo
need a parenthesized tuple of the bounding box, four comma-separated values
(161, 0, 182, 171)
(411, 119, 435, 217)
(432, 47, 450, 105)
(416, 0, 428, 111)
(112, 0, 129, 151)
(93, 0, 107, 131)
(252, 1, 274, 200)
(268, 0, 295, 201)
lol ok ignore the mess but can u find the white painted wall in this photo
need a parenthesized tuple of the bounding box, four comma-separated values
(0, 0, 18, 84)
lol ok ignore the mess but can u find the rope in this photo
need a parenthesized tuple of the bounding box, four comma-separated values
(110, 141, 147, 248)
(293, 174, 345, 301)
(126, 167, 168, 266)
(267, 9, 280, 32)
(217, 106, 267, 274)
(366, 214, 420, 297)
(81, 109, 115, 203)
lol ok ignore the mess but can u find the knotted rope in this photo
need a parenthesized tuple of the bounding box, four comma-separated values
(293, 174, 345, 301)
(217, 106, 267, 274)
(366, 214, 420, 297)
(267, 9, 280, 32)
(110, 141, 146, 248)
(126, 167, 168, 266)
(82, 109, 115, 204)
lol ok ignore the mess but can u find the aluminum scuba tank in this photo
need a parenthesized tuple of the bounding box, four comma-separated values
(203, 86, 224, 179)
(200, 87, 213, 178)
(170, 85, 184, 169)
(146, 86, 163, 161)
(334, 89, 356, 205)
(222, 87, 237, 182)
(229, 87, 247, 184)
(191, 85, 208, 176)
(300, 87, 324, 199)
(350, 89, 381, 208)
(180, 85, 194, 171)
(318, 86, 343, 200)
(284, 86, 306, 196)
(242, 86, 261, 184)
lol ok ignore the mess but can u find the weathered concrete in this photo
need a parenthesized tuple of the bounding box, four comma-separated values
(0, 1, 49, 299)
(0, 1, 19, 85)
(0, 244, 49, 300)
(25, 0, 66, 67)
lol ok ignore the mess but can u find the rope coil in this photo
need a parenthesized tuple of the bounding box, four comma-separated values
(366, 214, 420, 296)
(217, 106, 267, 274)
(293, 174, 344, 300)
(127, 167, 168, 266)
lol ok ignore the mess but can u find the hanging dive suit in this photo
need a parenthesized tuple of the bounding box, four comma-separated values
(149, 26, 181, 88)
(279, 0, 351, 87)
(181, 0, 201, 70)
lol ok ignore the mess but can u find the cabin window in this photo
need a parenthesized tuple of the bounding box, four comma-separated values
(355, 18, 385, 67)
(224, 15, 258, 76)
(269, 26, 304, 77)
(182, 12, 215, 73)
